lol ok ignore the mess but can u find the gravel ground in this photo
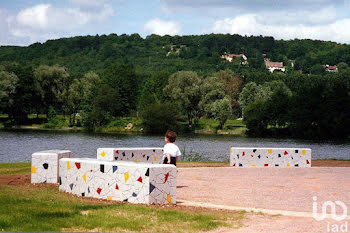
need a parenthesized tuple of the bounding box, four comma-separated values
(177, 167, 350, 233)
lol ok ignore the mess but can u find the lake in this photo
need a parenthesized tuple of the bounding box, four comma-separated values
(0, 129, 349, 163)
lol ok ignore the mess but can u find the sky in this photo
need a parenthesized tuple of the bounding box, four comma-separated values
(1, 0, 350, 46)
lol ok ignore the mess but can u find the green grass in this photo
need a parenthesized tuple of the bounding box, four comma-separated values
(0, 163, 31, 175)
(100, 117, 143, 133)
(0, 162, 245, 232)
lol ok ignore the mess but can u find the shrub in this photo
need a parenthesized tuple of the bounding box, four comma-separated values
(140, 102, 178, 134)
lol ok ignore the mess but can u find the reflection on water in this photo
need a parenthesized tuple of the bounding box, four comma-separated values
(0, 129, 349, 163)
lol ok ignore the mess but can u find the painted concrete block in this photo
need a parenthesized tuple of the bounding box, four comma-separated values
(230, 147, 311, 167)
(59, 158, 176, 204)
(31, 150, 71, 183)
(97, 148, 164, 163)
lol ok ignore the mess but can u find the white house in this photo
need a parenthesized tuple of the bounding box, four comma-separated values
(265, 61, 285, 73)
(322, 64, 338, 73)
(221, 54, 248, 65)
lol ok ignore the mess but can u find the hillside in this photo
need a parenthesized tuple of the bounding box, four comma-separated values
(1, 33, 350, 76)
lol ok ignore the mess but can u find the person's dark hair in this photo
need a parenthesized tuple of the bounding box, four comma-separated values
(165, 130, 177, 143)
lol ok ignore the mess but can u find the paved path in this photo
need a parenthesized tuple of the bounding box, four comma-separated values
(176, 167, 350, 232)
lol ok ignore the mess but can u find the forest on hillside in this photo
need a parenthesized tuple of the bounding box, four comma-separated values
(0, 34, 349, 140)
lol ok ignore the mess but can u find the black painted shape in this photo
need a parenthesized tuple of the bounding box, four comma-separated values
(295, 164, 299, 167)
(145, 168, 149, 177)
(100, 164, 104, 173)
(123, 198, 128, 202)
(253, 149, 257, 153)
(153, 149, 156, 152)
(258, 155, 261, 159)
(115, 157, 119, 160)
(70, 183, 74, 190)
(266, 156, 268, 158)
(113, 165, 118, 173)
(88, 187, 90, 193)
(239, 163, 243, 167)
(237, 154, 239, 159)
(43, 163, 49, 169)
(150, 183, 156, 194)
(275, 164, 279, 167)
(147, 156, 150, 160)
(43, 180, 47, 183)
(122, 152, 126, 157)
(132, 192, 137, 197)
(82, 193, 85, 197)
(59, 177, 62, 185)
(291, 157, 294, 160)
(278, 154, 282, 158)
(295, 150, 299, 153)
(132, 153, 135, 158)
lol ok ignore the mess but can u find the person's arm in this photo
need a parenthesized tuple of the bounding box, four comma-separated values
(166, 153, 171, 164)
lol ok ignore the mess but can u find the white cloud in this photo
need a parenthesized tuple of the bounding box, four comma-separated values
(210, 14, 350, 44)
(144, 18, 181, 36)
(3, 2, 114, 45)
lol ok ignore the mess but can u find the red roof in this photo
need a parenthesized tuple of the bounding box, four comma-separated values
(227, 54, 244, 58)
(265, 61, 284, 68)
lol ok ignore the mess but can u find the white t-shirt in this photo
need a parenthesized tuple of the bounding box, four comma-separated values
(163, 143, 181, 159)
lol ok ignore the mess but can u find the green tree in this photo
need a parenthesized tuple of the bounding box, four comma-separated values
(164, 71, 202, 127)
(140, 102, 178, 133)
(0, 71, 18, 114)
(211, 97, 232, 129)
(138, 72, 169, 110)
(199, 76, 225, 117)
(34, 65, 70, 116)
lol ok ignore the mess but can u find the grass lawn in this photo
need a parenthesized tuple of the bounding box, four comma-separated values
(196, 118, 246, 134)
(0, 163, 245, 232)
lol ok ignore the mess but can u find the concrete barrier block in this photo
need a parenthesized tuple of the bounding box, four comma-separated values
(230, 148, 311, 167)
(59, 158, 176, 204)
(31, 150, 71, 183)
(97, 148, 164, 163)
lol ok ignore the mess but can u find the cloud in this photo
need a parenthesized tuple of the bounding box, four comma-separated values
(210, 14, 350, 44)
(162, 0, 344, 12)
(3, 2, 114, 45)
(144, 18, 181, 36)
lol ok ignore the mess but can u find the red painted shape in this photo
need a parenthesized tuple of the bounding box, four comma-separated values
(115, 184, 119, 190)
(233, 163, 236, 167)
(264, 164, 269, 167)
(164, 172, 169, 183)
(284, 151, 288, 155)
(90, 170, 93, 172)
(137, 176, 143, 183)
(251, 155, 253, 157)
(97, 188, 102, 195)
(75, 162, 81, 169)
(116, 150, 119, 154)
(242, 152, 245, 156)
(307, 160, 310, 164)
(142, 154, 146, 158)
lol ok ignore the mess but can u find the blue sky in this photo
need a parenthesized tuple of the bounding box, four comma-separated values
(1, 0, 350, 46)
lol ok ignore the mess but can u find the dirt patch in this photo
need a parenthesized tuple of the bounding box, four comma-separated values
(177, 162, 229, 168)
(311, 160, 350, 167)
(0, 173, 30, 185)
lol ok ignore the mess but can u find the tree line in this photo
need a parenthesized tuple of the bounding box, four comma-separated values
(0, 61, 349, 140)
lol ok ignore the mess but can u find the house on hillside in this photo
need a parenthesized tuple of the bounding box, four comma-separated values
(265, 61, 285, 73)
(221, 53, 248, 65)
(322, 64, 338, 73)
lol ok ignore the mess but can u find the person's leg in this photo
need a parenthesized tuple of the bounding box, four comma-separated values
(170, 157, 177, 166)
(163, 157, 168, 164)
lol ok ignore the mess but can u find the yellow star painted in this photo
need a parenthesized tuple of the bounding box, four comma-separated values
(287, 163, 290, 167)
(83, 174, 86, 183)
(107, 196, 113, 200)
(31, 166, 36, 173)
(101, 151, 106, 157)
(154, 157, 157, 162)
(267, 149, 272, 154)
(302, 150, 306, 155)
(67, 161, 70, 169)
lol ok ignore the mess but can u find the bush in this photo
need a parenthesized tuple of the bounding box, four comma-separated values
(140, 102, 178, 134)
